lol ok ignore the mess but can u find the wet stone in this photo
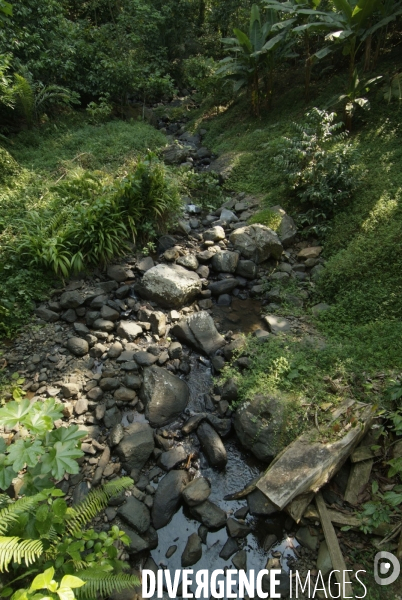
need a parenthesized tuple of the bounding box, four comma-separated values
(219, 537, 239, 560)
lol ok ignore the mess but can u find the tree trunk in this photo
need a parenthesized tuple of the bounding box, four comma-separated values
(364, 34, 372, 71)
(304, 31, 311, 101)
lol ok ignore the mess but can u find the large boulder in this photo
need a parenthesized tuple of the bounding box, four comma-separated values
(229, 224, 283, 264)
(117, 497, 151, 534)
(190, 500, 227, 530)
(211, 251, 239, 274)
(140, 366, 189, 426)
(233, 394, 286, 462)
(171, 312, 225, 357)
(152, 470, 190, 529)
(162, 143, 191, 165)
(115, 422, 155, 471)
(270, 205, 298, 248)
(136, 264, 201, 308)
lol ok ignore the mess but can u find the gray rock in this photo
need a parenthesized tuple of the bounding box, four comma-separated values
(208, 279, 238, 296)
(108, 341, 123, 359)
(152, 469, 190, 529)
(247, 488, 278, 516)
(226, 517, 251, 538)
(99, 377, 120, 391)
(149, 311, 166, 336)
(74, 398, 88, 415)
(171, 311, 225, 357)
(60, 291, 85, 309)
(221, 379, 237, 403)
(181, 533, 202, 567)
(140, 365, 189, 426)
(61, 308, 77, 323)
(34, 307, 59, 322)
(311, 303, 331, 317)
(203, 226, 225, 242)
(166, 545, 177, 558)
(122, 526, 149, 554)
(233, 394, 286, 462)
(116, 322, 142, 341)
(74, 322, 89, 336)
(182, 477, 211, 506)
(168, 341, 183, 359)
(115, 422, 155, 471)
(230, 224, 283, 263)
(263, 533, 278, 551)
(197, 422, 227, 469)
(311, 264, 325, 281)
(162, 143, 191, 165)
(217, 294, 231, 306)
(114, 387, 137, 403)
(264, 315, 291, 334)
(219, 537, 238, 560)
(158, 446, 187, 471)
(317, 540, 333, 577)
(190, 500, 227, 530)
(103, 406, 121, 428)
(109, 423, 124, 446)
(137, 264, 201, 309)
(270, 205, 298, 248)
(220, 208, 238, 224)
(137, 256, 154, 272)
(211, 251, 239, 274)
(66, 337, 89, 357)
(87, 387, 103, 401)
(296, 526, 319, 551)
(107, 265, 129, 282)
(232, 549, 247, 571)
(236, 260, 258, 279)
(117, 496, 151, 534)
(177, 254, 199, 271)
(61, 382, 79, 399)
(134, 351, 158, 367)
(72, 481, 89, 505)
(93, 319, 115, 332)
(123, 374, 142, 390)
(115, 285, 131, 299)
(101, 305, 120, 321)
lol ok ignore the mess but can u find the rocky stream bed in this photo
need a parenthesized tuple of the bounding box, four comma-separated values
(0, 121, 336, 599)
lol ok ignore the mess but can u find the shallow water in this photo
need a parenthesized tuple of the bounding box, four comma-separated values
(150, 361, 298, 597)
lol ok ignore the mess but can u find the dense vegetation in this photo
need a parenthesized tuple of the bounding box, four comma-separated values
(0, 0, 402, 596)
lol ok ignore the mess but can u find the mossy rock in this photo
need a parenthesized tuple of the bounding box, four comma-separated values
(0, 147, 20, 184)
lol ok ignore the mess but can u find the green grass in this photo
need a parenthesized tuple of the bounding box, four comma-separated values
(0, 116, 169, 336)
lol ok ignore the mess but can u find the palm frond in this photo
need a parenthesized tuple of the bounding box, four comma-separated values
(75, 570, 140, 599)
(66, 477, 133, 535)
(0, 537, 43, 572)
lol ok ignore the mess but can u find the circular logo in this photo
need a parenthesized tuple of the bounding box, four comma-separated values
(374, 551, 400, 585)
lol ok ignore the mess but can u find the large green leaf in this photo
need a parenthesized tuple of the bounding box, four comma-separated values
(41, 441, 83, 480)
(233, 28, 253, 53)
(0, 454, 15, 490)
(7, 439, 45, 472)
(261, 31, 286, 51)
(49, 425, 87, 445)
(331, 0, 353, 19)
(0, 400, 31, 429)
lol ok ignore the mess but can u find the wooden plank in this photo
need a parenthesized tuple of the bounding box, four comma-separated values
(256, 404, 374, 510)
(304, 505, 361, 528)
(285, 492, 314, 523)
(316, 492, 353, 600)
(344, 460, 373, 505)
(351, 446, 381, 462)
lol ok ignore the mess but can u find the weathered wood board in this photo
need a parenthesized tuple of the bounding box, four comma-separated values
(256, 403, 374, 510)
(344, 459, 373, 505)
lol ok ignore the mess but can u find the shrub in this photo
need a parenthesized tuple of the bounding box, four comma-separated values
(273, 108, 357, 229)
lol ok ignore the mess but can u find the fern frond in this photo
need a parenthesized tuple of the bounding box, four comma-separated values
(0, 493, 46, 535)
(66, 477, 133, 535)
(13, 74, 34, 127)
(0, 495, 9, 509)
(75, 570, 140, 599)
(0, 537, 43, 572)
